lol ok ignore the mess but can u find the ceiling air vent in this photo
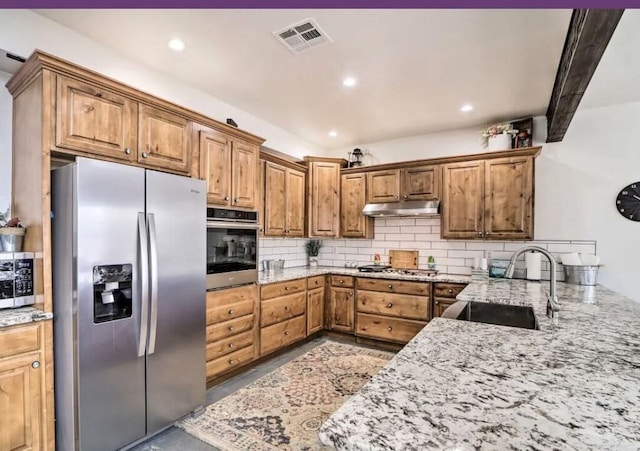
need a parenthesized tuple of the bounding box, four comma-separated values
(273, 18, 332, 54)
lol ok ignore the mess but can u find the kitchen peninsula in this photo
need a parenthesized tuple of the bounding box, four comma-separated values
(318, 278, 640, 450)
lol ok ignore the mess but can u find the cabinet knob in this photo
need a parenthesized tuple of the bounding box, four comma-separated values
(387, 327, 393, 332)
(285, 286, 290, 290)
(224, 196, 230, 201)
(229, 359, 237, 365)
(315, 281, 319, 285)
(32, 361, 40, 369)
(386, 303, 393, 308)
(228, 343, 235, 348)
(388, 284, 392, 289)
(284, 306, 290, 311)
(485, 232, 491, 235)
(234, 198, 239, 203)
(435, 301, 439, 305)
(394, 195, 399, 199)
(124, 147, 131, 155)
(478, 231, 483, 236)
(95, 92, 103, 98)
(228, 309, 234, 315)
(404, 195, 408, 199)
(142, 152, 148, 158)
(339, 280, 344, 284)
(448, 289, 453, 293)
(284, 331, 289, 336)
(229, 326, 234, 331)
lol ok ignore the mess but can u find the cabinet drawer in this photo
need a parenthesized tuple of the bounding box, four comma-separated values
(356, 278, 429, 296)
(260, 278, 306, 300)
(260, 315, 306, 356)
(307, 275, 326, 289)
(356, 313, 426, 344)
(206, 330, 254, 361)
(357, 291, 429, 321)
(0, 323, 41, 359)
(206, 284, 257, 325)
(433, 283, 467, 299)
(206, 345, 254, 379)
(206, 314, 254, 343)
(330, 275, 354, 288)
(261, 292, 306, 327)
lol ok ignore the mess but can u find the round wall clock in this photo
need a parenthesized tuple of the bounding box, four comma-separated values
(616, 182, 640, 222)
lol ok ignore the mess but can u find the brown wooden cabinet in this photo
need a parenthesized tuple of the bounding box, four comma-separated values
(341, 173, 374, 238)
(259, 279, 307, 356)
(0, 322, 48, 451)
(138, 104, 191, 174)
(328, 287, 355, 333)
(307, 287, 325, 335)
(305, 157, 345, 238)
(198, 128, 258, 209)
(441, 157, 533, 240)
(205, 284, 259, 381)
(401, 165, 439, 201)
(264, 161, 306, 237)
(367, 170, 400, 203)
(432, 282, 468, 318)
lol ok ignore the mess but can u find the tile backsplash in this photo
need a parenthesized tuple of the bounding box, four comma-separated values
(259, 217, 597, 282)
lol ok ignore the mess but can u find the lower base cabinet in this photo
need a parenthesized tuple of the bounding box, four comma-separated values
(307, 286, 325, 335)
(260, 315, 306, 355)
(328, 287, 355, 333)
(259, 279, 307, 357)
(432, 282, 468, 318)
(356, 313, 427, 343)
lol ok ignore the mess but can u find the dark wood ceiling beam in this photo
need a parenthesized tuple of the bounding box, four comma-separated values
(546, 9, 624, 143)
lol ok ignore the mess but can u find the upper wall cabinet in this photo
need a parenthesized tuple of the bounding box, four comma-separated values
(263, 159, 306, 237)
(138, 104, 191, 173)
(341, 173, 374, 239)
(441, 156, 534, 240)
(367, 165, 440, 204)
(305, 157, 346, 238)
(56, 75, 138, 162)
(198, 127, 258, 209)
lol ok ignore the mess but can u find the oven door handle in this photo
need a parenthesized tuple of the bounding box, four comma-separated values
(206, 221, 260, 230)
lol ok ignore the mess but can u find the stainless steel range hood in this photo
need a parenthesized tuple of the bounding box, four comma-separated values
(362, 200, 440, 217)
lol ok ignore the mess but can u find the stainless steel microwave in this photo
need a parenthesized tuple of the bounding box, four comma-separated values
(206, 208, 259, 290)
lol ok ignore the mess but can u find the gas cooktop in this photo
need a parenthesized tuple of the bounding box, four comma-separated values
(357, 265, 439, 277)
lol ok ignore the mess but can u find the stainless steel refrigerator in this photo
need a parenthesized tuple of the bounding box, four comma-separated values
(51, 157, 206, 451)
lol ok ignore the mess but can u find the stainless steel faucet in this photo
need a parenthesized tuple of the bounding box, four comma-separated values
(505, 246, 560, 318)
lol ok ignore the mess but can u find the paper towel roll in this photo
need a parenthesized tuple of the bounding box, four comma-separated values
(525, 252, 541, 281)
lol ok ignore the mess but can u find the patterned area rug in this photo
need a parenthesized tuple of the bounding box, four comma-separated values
(178, 341, 394, 450)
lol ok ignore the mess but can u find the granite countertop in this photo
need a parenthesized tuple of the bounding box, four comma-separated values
(319, 279, 640, 450)
(257, 266, 472, 285)
(0, 306, 53, 328)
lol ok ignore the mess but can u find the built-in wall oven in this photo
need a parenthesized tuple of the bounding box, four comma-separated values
(206, 208, 259, 290)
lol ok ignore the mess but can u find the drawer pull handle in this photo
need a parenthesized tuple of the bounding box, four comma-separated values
(388, 284, 392, 289)
(229, 326, 234, 331)
(229, 359, 237, 365)
(228, 343, 235, 348)
(32, 361, 40, 369)
(284, 331, 289, 336)
(386, 303, 393, 308)
(387, 327, 393, 332)
(228, 309, 234, 315)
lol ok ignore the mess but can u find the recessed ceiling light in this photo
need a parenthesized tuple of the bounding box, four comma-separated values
(460, 104, 474, 112)
(342, 77, 357, 87)
(168, 38, 186, 51)
(328, 131, 338, 137)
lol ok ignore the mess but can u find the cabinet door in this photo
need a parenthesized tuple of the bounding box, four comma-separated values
(264, 162, 286, 237)
(0, 353, 42, 451)
(366, 170, 400, 203)
(286, 169, 306, 237)
(441, 161, 484, 239)
(308, 162, 340, 237)
(258, 160, 266, 236)
(231, 140, 258, 209)
(56, 75, 137, 161)
(341, 173, 373, 238)
(329, 288, 354, 333)
(138, 104, 190, 174)
(433, 298, 456, 318)
(199, 130, 231, 206)
(401, 165, 440, 201)
(484, 156, 534, 240)
(307, 287, 325, 335)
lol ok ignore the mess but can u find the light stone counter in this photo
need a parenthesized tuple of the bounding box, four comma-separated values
(257, 266, 471, 285)
(319, 279, 640, 450)
(0, 306, 53, 328)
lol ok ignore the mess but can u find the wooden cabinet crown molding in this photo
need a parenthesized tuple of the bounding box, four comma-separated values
(302, 156, 348, 166)
(6, 49, 265, 146)
(260, 148, 307, 173)
(340, 146, 542, 174)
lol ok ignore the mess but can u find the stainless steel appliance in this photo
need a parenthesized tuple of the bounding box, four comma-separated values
(206, 207, 259, 290)
(362, 200, 439, 217)
(0, 251, 35, 308)
(51, 158, 206, 451)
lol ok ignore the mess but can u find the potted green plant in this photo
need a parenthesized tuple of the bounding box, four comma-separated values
(427, 255, 436, 271)
(481, 123, 519, 151)
(305, 239, 323, 268)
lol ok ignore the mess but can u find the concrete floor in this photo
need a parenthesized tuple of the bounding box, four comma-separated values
(130, 336, 329, 451)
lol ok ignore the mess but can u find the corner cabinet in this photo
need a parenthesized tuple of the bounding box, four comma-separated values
(198, 127, 259, 209)
(341, 173, 374, 238)
(442, 156, 534, 240)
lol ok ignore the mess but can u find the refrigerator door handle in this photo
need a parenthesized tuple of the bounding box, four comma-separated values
(137, 212, 150, 357)
(148, 213, 159, 355)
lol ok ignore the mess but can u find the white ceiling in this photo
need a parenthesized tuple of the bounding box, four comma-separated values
(35, 9, 571, 149)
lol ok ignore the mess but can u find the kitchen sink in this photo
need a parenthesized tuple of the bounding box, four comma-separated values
(447, 301, 539, 330)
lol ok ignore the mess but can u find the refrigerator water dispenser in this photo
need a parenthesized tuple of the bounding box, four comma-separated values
(92, 264, 133, 323)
